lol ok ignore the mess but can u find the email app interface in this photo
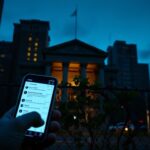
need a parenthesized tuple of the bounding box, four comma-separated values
(16, 81, 54, 133)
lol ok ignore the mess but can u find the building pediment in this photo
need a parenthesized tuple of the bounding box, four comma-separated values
(44, 39, 107, 58)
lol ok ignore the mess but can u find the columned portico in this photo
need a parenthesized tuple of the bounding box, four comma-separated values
(44, 39, 107, 103)
(62, 62, 69, 84)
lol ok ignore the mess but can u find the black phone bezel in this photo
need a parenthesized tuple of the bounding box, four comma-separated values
(14, 74, 58, 140)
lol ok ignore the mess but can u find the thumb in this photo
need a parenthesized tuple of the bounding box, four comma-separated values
(15, 112, 44, 131)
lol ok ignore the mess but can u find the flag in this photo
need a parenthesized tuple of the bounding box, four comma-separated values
(70, 8, 78, 39)
(71, 9, 77, 17)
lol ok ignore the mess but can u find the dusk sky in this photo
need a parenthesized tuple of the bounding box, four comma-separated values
(0, 0, 150, 69)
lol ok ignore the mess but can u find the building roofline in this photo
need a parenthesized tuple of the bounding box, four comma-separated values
(45, 39, 107, 57)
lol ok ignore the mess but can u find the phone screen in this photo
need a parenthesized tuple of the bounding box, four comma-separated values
(16, 79, 55, 135)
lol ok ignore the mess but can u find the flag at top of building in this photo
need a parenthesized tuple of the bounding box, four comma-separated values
(71, 8, 78, 39)
(71, 8, 77, 17)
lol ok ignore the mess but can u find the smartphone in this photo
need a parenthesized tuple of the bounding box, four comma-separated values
(15, 74, 58, 140)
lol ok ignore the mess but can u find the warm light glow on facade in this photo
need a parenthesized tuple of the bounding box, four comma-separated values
(51, 62, 62, 84)
(68, 63, 80, 85)
(86, 64, 97, 84)
(52, 62, 62, 69)
(50, 62, 98, 85)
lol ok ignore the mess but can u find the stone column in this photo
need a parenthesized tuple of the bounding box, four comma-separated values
(80, 63, 87, 79)
(98, 64, 105, 87)
(62, 62, 69, 102)
(45, 63, 51, 76)
(62, 62, 69, 84)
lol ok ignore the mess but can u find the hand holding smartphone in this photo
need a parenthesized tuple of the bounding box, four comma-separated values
(14, 74, 58, 140)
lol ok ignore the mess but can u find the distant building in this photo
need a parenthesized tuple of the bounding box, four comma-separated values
(0, 0, 4, 25)
(12, 19, 50, 82)
(0, 41, 13, 83)
(107, 40, 149, 89)
(0, 41, 13, 115)
(104, 65, 118, 87)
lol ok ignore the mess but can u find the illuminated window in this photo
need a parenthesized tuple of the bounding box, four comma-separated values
(28, 37, 32, 41)
(34, 53, 38, 57)
(27, 47, 31, 51)
(86, 64, 97, 84)
(33, 57, 38, 62)
(68, 63, 80, 85)
(51, 62, 62, 84)
(27, 52, 31, 57)
(34, 42, 38, 47)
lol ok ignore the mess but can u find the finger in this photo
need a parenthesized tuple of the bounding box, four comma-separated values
(51, 110, 61, 121)
(15, 111, 44, 131)
(48, 121, 61, 133)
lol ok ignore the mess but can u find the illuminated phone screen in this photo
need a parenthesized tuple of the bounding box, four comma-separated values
(16, 81, 54, 133)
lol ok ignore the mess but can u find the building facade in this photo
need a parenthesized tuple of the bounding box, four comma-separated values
(44, 39, 107, 85)
(0, 41, 14, 115)
(43, 39, 107, 102)
(107, 40, 149, 89)
(12, 20, 50, 82)
(0, 41, 13, 83)
(0, 20, 105, 109)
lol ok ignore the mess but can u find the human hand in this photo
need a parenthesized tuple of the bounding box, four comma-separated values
(0, 107, 61, 150)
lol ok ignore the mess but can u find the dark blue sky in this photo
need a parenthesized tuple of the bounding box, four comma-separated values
(0, 0, 150, 67)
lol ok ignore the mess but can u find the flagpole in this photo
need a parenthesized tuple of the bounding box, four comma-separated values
(71, 7, 78, 39)
(75, 9, 77, 39)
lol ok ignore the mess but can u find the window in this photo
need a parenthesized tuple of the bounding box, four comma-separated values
(68, 63, 80, 85)
(34, 42, 38, 47)
(28, 37, 32, 42)
(34, 53, 38, 57)
(86, 64, 97, 84)
(51, 62, 62, 84)
(27, 52, 31, 57)
(33, 57, 37, 62)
